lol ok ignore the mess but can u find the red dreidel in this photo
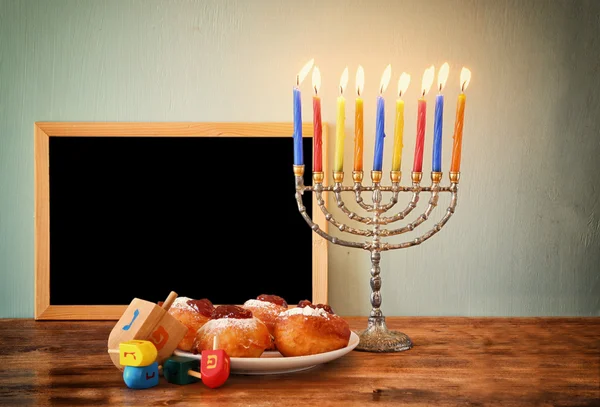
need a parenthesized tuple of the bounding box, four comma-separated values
(200, 336, 230, 389)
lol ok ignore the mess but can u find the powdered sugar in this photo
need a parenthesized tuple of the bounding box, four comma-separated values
(279, 306, 330, 319)
(202, 316, 263, 333)
(244, 299, 281, 310)
(170, 297, 196, 313)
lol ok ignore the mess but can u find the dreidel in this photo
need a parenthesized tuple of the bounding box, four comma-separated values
(123, 362, 160, 389)
(162, 356, 202, 385)
(107, 291, 187, 369)
(200, 336, 230, 389)
(108, 340, 158, 367)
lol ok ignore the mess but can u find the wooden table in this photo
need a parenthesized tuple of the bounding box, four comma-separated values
(0, 317, 598, 406)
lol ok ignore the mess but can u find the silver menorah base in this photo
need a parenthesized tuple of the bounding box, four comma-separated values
(294, 166, 460, 353)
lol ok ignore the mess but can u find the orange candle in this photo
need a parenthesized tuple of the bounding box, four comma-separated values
(353, 66, 364, 172)
(450, 67, 471, 173)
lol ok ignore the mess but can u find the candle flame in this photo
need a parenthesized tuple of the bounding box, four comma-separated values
(437, 62, 449, 93)
(339, 66, 349, 95)
(421, 65, 435, 97)
(312, 66, 321, 95)
(356, 65, 364, 97)
(398, 72, 410, 98)
(379, 64, 392, 94)
(460, 67, 471, 92)
(297, 58, 314, 86)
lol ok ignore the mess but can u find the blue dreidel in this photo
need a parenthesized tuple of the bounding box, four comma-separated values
(123, 362, 160, 389)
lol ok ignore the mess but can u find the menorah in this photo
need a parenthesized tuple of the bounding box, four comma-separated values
(293, 166, 460, 352)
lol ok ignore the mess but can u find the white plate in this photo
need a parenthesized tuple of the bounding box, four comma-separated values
(173, 331, 359, 375)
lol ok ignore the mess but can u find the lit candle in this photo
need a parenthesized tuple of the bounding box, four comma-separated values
(391, 72, 411, 172)
(450, 67, 472, 173)
(353, 65, 364, 173)
(432, 63, 449, 173)
(334, 67, 349, 173)
(413, 65, 435, 173)
(373, 64, 392, 172)
(312, 67, 323, 173)
(293, 59, 314, 166)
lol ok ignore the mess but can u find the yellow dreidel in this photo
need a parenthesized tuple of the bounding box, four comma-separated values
(108, 340, 158, 367)
(107, 291, 187, 370)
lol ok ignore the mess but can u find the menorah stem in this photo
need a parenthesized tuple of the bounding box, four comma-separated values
(355, 171, 414, 352)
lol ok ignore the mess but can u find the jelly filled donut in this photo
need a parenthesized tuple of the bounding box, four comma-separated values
(167, 297, 215, 352)
(242, 294, 288, 350)
(193, 305, 272, 358)
(274, 300, 351, 357)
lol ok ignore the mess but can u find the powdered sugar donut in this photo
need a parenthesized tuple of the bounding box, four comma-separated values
(167, 297, 214, 352)
(242, 294, 288, 350)
(192, 305, 272, 358)
(274, 300, 351, 357)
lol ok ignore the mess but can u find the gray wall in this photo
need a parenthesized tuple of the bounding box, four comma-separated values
(1, 0, 598, 318)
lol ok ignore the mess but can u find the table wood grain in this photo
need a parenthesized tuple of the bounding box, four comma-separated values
(0, 317, 598, 406)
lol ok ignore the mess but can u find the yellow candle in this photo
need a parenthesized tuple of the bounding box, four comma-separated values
(334, 67, 349, 173)
(391, 100, 404, 172)
(392, 73, 410, 172)
(450, 67, 471, 173)
(353, 66, 364, 172)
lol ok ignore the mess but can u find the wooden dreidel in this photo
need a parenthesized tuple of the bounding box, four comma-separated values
(123, 362, 160, 389)
(200, 336, 230, 389)
(108, 291, 187, 369)
(107, 340, 157, 367)
(162, 356, 202, 385)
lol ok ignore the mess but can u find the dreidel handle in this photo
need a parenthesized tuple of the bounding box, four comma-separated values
(188, 370, 202, 379)
(161, 291, 178, 311)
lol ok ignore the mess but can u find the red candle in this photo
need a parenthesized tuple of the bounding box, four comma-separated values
(313, 96, 322, 172)
(413, 98, 426, 172)
(412, 65, 435, 173)
(312, 67, 323, 172)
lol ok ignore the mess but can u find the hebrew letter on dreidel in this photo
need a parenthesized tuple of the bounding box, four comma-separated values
(149, 326, 169, 351)
(122, 309, 140, 331)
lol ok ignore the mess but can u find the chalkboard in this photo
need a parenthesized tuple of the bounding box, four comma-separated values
(34, 123, 329, 320)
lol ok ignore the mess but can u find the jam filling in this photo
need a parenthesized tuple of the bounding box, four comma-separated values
(211, 305, 253, 319)
(257, 294, 288, 308)
(297, 300, 334, 314)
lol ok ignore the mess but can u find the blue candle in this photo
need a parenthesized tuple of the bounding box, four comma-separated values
(293, 86, 303, 166)
(432, 94, 444, 172)
(373, 95, 385, 171)
(291, 59, 315, 167)
(373, 64, 392, 172)
(432, 62, 449, 172)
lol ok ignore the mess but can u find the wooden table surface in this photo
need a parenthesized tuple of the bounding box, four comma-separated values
(0, 317, 598, 406)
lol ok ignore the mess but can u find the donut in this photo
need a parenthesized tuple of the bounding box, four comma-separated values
(192, 305, 272, 358)
(273, 300, 351, 357)
(166, 297, 214, 352)
(242, 294, 288, 350)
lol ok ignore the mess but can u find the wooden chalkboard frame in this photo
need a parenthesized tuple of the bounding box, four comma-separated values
(34, 122, 329, 320)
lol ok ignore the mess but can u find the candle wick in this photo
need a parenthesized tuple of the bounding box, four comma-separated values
(422, 89, 425, 97)
(340, 85, 343, 95)
(296, 75, 300, 87)
(461, 82, 466, 92)
(357, 88, 361, 97)
(314, 85, 318, 95)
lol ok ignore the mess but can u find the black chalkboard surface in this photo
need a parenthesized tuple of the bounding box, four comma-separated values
(48, 136, 314, 307)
